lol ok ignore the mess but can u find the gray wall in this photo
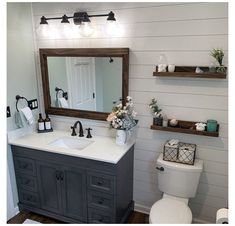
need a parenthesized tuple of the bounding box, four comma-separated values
(47, 57, 68, 107)
(7, 3, 38, 208)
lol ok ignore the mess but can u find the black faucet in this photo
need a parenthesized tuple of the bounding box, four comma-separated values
(71, 121, 84, 137)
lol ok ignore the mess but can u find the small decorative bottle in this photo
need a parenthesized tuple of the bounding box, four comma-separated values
(45, 113, 52, 130)
(38, 113, 45, 131)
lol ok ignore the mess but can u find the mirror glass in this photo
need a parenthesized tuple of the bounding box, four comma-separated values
(48, 56, 122, 113)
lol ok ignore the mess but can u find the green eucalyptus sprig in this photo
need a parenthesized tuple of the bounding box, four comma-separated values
(210, 48, 224, 66)
(210, 48, 226, 73)
(149, 98, 162, 117)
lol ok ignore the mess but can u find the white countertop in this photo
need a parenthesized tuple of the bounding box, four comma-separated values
(8, 130, 135, 164)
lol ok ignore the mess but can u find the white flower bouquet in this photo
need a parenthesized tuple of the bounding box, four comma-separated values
(106, 96, 138, 130)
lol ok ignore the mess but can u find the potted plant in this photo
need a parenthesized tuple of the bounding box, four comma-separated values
(210, 48, 226, 73)
(106, 96, 138, 145)
(149, 98, 163, 126)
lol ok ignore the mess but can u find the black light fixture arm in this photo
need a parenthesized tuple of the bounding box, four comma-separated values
(40, 11, 115, 25)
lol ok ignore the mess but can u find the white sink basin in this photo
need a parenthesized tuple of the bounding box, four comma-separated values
(49, 137, 93, 150)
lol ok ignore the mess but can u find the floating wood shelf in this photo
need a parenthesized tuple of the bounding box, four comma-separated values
(153, 66, 226, 79)
(150, 120, 219, 137)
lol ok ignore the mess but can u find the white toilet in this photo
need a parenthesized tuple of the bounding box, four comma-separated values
(149, 153, 203, 224)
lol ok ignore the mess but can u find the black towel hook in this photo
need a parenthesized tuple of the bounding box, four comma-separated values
(55, 87, 68, 100)
(16, 95, 29, 112)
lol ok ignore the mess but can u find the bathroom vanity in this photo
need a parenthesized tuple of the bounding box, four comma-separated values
(9, 131, 134, 223)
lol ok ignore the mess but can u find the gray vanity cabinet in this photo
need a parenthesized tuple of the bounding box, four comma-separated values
(36, 161, 87, 221)
(37, 161, 63, 214)
(11, 144, 134, 223)
(60, 166, 87, 221)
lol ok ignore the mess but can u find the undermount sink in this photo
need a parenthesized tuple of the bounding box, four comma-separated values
(49, 137, 93, 150)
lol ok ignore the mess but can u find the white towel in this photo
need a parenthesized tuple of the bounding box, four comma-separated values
(58, 97, 69, 108)
(20, 107, 34, 125)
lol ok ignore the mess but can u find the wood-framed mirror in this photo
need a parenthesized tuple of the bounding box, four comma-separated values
(39, 48, 129, 121)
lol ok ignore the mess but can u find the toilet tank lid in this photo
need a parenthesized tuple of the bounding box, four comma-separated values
(157, 153, 203, 172)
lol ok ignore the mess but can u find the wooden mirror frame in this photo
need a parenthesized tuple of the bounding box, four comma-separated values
(39, 48, 129, 121)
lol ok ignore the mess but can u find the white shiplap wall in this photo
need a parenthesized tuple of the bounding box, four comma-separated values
(31, 2, 228, 223)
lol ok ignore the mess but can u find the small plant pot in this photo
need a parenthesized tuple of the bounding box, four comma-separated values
(153, 117, 163, 126)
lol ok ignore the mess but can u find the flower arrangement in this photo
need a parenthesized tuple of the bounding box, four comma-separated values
(106, 96, 137, 130)
(149, 98, 162, 117)
(210, 48, 226, 73)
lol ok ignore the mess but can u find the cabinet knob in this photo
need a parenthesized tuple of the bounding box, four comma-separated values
(56, 171, 60, 180)
(97, 181, 103, 186)
(98, 198, 104, 205)
(60, 172, 64, 181)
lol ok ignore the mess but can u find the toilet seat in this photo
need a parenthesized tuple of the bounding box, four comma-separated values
(149, 198, 192, 224)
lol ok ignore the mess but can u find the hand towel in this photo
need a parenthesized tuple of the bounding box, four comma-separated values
(20, 107, 34, 125)
(58, 97, 69, 108)
(15, 111, 24, 128)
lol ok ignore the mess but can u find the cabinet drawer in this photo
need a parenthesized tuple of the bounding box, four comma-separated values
(14, 157, 36, 176)
(87, 172, 115, 194)
(19, 190, 40, 207)
(88, 208, 113, 223)
(88, 190, 114, 211)
(16, 174, 38, 192)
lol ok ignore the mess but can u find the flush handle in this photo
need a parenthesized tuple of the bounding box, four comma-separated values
(156, 166, 164, 171)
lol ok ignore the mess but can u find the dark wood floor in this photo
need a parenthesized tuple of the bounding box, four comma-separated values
(7, 211, 149, 224)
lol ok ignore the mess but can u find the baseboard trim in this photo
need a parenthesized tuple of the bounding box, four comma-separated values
(193, 217, 213, 224)
(13, 206, 19, 216)
(134, 203, 150, 215)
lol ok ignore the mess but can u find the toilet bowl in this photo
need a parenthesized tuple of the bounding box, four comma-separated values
(149, 153, 203, 224)
(149, 197, 192, 224)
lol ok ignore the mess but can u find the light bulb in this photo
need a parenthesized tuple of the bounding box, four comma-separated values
(105, 20, 122, 37)
(36, 24, 49, 38)
(59, 23, 74, 38)
(79, 22, 94, 37)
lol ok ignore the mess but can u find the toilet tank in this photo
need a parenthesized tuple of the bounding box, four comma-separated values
(156, 153, 203, 198)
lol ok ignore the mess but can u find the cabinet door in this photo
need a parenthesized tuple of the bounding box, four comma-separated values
(37, 161, 63, 214)
(61, 167, 87, 222)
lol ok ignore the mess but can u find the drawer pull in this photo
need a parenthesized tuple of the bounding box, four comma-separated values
(99, 218, 103, 222)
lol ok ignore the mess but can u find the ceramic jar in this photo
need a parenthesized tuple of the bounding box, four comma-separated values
(207, 119, 218, 132)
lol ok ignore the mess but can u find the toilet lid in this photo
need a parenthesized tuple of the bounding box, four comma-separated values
(149, 198, 192, 224)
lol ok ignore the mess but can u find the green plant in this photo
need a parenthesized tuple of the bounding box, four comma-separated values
(210, 48, 226, 73)
(149, 98, 162, 117)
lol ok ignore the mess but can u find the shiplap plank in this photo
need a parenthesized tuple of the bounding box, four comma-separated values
(189, 202, 218, 222)
(130, 90, 228, 110)
(35, 15, 228, 40)
(130, 78, 228, 96)
(129, 51, 228, 66)
(135, 103, 228, 124)
(200, 172, 228, 188)
(197, 183, 228, 199)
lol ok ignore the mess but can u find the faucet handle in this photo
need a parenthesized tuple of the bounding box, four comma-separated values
(86, 128, 92, 138)
(71, 126, 77, 136)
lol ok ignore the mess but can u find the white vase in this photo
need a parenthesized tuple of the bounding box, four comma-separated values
(116, 129, 127, 145)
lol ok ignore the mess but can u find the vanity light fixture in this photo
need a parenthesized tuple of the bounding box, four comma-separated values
(39, 11, 116, 25)
(38, 11, 116, 38)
